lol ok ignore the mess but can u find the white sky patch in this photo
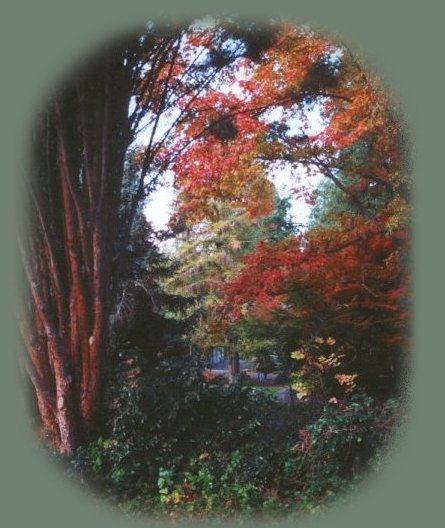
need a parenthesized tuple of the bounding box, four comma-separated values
(267, 102, 326, 228)
(144, 170, 176, 231)
(271, 166, 322, 227)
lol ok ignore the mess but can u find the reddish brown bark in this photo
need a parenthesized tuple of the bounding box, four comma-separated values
(20, 44, 137, 454)
(20, 27, 196, 453)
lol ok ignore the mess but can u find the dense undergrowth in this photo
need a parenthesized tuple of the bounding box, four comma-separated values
(59, 346, 404, 522)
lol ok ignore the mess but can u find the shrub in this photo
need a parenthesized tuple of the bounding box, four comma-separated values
(74, 347, 279, 502)
(72, 346, 403, 519)
(275, 394, 403, 504)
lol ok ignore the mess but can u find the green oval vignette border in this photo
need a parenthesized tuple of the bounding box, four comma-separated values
(1, 1, 442, 528)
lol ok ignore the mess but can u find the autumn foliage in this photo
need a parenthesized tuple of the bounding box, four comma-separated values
(169, 22, 410, 396)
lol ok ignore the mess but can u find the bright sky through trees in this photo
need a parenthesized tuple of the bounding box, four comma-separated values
(137, 27, 328, 235)
(143, 103, 326, 234)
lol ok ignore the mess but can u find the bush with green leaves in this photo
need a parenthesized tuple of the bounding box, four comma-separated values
(72, 346, 403, 519)
(274, 394, 403, 504)
(141, 397, 401, 519)
(74, 347, 283, 501)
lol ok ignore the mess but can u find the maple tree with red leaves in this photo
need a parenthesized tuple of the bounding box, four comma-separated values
(169, 23, 409, 397)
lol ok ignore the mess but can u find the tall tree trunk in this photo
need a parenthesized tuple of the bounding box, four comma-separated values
(22, 44, 134, 454)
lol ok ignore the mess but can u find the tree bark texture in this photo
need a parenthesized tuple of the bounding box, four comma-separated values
(22, 44, 134, 454)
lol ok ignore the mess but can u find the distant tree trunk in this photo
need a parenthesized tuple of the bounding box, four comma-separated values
(227, 349, 240, 383)
(232, 351, 240, 376)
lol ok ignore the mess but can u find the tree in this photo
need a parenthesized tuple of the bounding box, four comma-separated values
(21, 22, 268, 454)
(164, 202, 265, 379)
(215, 26, 409, 398)
(22, 41, 139, 453)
